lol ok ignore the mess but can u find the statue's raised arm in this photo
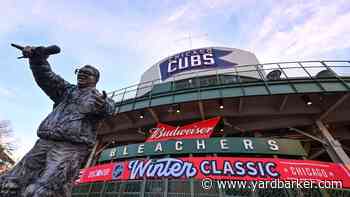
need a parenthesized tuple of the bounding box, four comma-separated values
(21, 45, 71, 104)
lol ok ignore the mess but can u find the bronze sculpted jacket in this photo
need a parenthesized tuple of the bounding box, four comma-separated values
(30, 61, 114, 147)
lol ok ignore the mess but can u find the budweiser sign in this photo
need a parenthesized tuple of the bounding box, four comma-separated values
(146, 117, 221, 142)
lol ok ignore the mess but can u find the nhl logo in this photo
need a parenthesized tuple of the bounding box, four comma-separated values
(112, 163, 123, 180)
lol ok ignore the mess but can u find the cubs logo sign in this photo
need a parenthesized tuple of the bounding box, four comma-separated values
(159, 48, 237, 81)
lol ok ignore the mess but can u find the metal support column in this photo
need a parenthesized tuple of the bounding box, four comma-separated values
(315, 120, 350, 166)
(189, 153, 195, 197)
(141, 156, 151, 197)
(85, 139, 100, 168)
(164, 178, 168, 197)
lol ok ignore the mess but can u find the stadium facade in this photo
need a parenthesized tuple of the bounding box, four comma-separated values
(0, 150, 14, 175)
(72, 47, 350, 196)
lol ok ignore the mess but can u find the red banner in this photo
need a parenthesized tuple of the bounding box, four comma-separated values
(77, 157, 350, 188)
(146, 117, 221, 142)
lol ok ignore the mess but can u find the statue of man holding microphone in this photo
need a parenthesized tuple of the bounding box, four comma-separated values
(0, 44, 115, 197)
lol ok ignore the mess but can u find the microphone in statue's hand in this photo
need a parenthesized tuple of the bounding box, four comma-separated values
(43, 45, 61, 56)
(11, 43, 27, 59)
(11, 43, 24, 51)
(11, 43, 61, 59)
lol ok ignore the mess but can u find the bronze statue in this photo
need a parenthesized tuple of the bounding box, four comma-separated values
(0, 44, 115, 197)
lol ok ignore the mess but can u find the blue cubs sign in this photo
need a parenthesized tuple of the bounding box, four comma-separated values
(159, 48, 238, 81)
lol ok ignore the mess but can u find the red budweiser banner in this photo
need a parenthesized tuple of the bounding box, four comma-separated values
(146, 117, 221, 142)
(77, 157, 350, 188)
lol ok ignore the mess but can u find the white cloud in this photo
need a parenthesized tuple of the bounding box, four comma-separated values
(167, 5, 189, 22)
(1, 0, 349, 66)
(246, 1, 350, 62)
(0, 86, 15, 98)
(0, 0, 237, 69)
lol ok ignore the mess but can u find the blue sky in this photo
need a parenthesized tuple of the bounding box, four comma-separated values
(1, 0, 350, 160)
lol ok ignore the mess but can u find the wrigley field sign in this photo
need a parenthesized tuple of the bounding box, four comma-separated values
(99, 138, 306, 162)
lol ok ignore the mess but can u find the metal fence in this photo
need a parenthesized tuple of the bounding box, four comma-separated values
(108, 60, 350, 105)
